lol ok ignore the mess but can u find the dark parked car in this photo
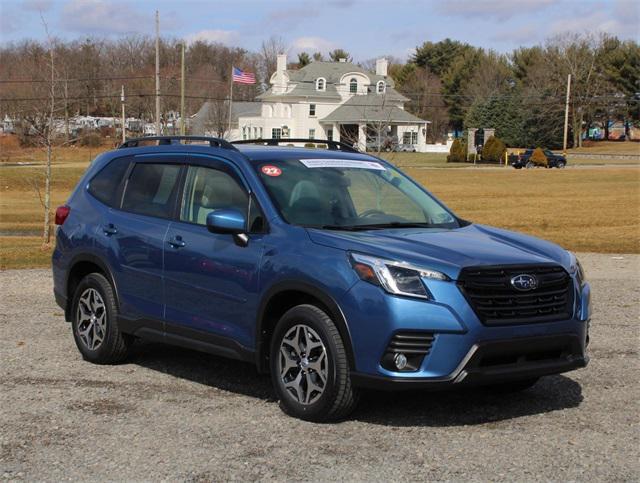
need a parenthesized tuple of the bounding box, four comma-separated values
(511, 149, 567, 169)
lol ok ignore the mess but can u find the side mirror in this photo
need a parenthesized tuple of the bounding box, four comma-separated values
(206, 209, 247, 235)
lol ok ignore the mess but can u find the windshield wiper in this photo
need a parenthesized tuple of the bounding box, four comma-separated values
(316, 222, 437, 231)
(317, 224, 376, 231)
(351, 222, 438, 229)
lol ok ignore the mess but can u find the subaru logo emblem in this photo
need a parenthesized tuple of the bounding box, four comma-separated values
(510, 274, 538, 291)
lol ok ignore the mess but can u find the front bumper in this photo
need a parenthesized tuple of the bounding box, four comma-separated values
(351, 334, 589, 390)
(340, 278, 591, 387)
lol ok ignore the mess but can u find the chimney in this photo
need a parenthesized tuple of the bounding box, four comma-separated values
(276, 54, 287, 72)
(376, 58, 388, 77)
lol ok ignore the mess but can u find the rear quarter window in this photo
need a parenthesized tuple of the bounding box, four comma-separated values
(88, 157, 131, 207)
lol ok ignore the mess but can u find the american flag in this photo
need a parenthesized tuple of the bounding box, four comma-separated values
(232, 67, 256, 84)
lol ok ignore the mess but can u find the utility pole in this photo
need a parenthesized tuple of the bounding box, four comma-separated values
(180, 42, 186, 135)
(121, 85, 126, 144)
(155, 10, 161, 136)
(227, 66, 233, 139)
(562, 73, 571, 156)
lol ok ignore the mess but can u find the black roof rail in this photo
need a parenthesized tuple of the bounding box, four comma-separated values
(232, 138, 360, 153)
(118, 136, 238, 151)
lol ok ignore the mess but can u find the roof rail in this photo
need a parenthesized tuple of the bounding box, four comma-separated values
(232, 138, 360, 153)
(118, 136, 238, 150)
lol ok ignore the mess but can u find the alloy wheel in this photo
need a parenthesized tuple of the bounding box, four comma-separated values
(278, 324, 328, 405)
(76, 288, 107, 351)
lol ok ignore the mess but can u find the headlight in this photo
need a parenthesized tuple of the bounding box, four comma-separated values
(349, 253, 449, 299)
(568, 252, 586, 286)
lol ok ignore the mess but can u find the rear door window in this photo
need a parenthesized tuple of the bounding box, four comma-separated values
(122, 163, 181, 219)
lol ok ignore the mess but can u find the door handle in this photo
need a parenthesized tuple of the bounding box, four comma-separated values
(103, 223, 118, 236)
(168, 235, 186, 248)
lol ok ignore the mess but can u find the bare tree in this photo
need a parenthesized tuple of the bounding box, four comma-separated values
(40, 13, 56, 248)
(259, 36, 288, 82)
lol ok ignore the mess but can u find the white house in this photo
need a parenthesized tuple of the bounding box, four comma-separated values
(193, 55, 430, 151)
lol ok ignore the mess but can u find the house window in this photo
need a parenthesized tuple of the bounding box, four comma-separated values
(242, 126, 247, 140)
(272, 128, 282, 139)
(309, 129, 315, 139)
(327, 129, 333, 141)
(309, 104, 316, 117)
(316, 78, 326, 91)
(377, 81, 385, 94)
(259, 127, 263, 138)
(350, 78, 358, 93)
(403, 131, 419, 144)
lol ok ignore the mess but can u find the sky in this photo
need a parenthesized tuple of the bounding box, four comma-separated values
(1, 0, 639, 61)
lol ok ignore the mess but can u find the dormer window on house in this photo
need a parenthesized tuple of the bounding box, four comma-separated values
(316, 78, 326, 91)
(377, 81, 386, 94)
(349, 78, 358, 94)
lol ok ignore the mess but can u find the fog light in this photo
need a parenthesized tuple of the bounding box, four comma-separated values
(393, 353, 408, 370)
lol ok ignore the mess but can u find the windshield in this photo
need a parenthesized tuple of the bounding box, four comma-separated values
(253, 158, 460, 229)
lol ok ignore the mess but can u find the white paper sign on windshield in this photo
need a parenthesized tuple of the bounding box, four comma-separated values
(299, 159, 386, 170)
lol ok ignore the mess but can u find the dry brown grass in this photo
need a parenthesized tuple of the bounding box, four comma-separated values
(408, 167, 640, 253)
(0, 149, 638, 269)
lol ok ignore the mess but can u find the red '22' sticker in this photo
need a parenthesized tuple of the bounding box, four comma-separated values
(261, 165, 282, 177)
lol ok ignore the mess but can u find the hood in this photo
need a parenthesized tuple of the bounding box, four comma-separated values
(307, 223, 571, 280)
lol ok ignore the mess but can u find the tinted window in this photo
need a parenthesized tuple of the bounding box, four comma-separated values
(88, 157, 130, 207)
(122, 163, 181, 219)
(180, 166, 249, 226)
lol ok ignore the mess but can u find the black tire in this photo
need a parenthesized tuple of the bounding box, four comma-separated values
(557, 161, 566, 169)
(270, 304, 359, 422)
(525, 161, 534, 169)
(485, 378, 539, 394)
(71, 273, 131, 364)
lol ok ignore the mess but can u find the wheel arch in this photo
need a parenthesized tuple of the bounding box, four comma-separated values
(255, 281, 355, 374)
(65, 254, 119, 321)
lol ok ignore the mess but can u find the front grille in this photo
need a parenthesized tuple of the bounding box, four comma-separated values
(457, 264, 574, 325)
(381, 332, 435, 371)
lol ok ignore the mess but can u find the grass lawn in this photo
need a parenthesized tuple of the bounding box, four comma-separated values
(0, 146, 638, 269)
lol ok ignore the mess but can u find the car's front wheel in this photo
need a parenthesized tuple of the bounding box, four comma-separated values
(270, 304, 359, 422)
(556, 161, 566, 169)
(525, 161, 534, 169)
(71, 273, 132, 364)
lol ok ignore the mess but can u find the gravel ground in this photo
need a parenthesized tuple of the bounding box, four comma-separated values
(1, 253, 639, 481)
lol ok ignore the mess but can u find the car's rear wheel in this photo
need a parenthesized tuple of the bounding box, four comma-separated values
(525, 161, 534, 169)
(270, 304, 359, 422)
(71, 273, 131, 364)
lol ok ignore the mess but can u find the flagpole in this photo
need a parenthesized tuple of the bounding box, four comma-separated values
(227, 66, 233, 139)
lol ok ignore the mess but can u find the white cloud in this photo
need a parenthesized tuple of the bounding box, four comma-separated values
(22, 0, 53, 11)
(550, 6, 639, 39)
(59, 0, 149, 35)
(184, 29, 239, 45)
(491, 26, 540, 44)
(437, 0, 555, 21)
(290, 36, 337, 54)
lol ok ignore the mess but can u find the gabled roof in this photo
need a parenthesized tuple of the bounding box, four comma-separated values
(320, 95, 428, 124)
(258, 60, 408, 102)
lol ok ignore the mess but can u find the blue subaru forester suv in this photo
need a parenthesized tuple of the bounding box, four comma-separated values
(52, 136, 590, 421)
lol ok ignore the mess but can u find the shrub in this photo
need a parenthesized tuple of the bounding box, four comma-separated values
(447, 138, 467, 163)
(530, 147, 548, 166)
(481, 136, 506, 163)
(79, 133, 102, 147)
